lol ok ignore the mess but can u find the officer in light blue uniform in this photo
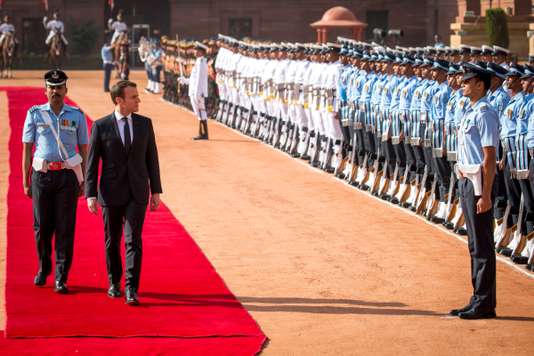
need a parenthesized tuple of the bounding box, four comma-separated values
(408, 57, 429, 184)
(511, 66, 534, 263)
(394, 56, 417, 196)
(357, 54, 377, 176)
(486, 62, 510, 219)
(499, 64, 526, 246)
(452, 63, 499, 319)
(336, 47, 354, 160)
(380, 53, 400, 178)
(22, 69, 89, 294)
(429, 59, 452, 221)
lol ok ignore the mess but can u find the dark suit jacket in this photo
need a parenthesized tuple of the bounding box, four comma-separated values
(85, 112, 162, 206)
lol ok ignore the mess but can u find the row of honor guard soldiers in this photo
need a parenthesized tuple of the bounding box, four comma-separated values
(213, 33, 534, 272)
(161, 37, 219, 117)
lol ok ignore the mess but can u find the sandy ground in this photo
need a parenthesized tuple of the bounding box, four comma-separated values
(1, 71, 534, 355)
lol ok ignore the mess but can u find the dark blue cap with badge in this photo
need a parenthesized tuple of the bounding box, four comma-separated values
(432, 59, 449, 72)
(506, 64, 525, 77)
(461, 62, 492, 82)
(520, 64, 534, 79)
(44, 69, 68, 87)
(486, 62, 508, 80)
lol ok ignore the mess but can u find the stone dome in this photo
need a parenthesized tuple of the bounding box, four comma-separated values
(311, 6, 366, 28)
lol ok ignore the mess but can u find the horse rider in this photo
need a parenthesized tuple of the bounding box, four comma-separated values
(43, 9, 68, 49)
(108, 10, 128, 47)
(0, 14, 15, 48)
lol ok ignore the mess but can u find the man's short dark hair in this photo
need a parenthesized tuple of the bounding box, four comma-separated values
(110, 80, 137, 104)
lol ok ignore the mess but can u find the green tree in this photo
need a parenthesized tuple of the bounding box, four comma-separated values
(486, 8, 509, 49)
(69, 21, 99, 55)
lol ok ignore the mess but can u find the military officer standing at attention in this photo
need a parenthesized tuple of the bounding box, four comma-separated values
(189, 42, 210, 140)
(22, 69, 89, 294)
(451, 63, 499, 319)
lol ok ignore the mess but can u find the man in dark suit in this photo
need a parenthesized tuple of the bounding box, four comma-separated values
(85, 80, 162, 305)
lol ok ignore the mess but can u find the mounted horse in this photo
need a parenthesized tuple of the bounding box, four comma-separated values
(0, 32, 16, 78)
(47, 31, 64, 67)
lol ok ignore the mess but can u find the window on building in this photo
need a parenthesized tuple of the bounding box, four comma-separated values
(228, 18, 252, 39)
(366, 10, 389, 41)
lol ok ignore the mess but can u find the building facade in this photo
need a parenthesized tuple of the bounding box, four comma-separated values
(0, 0, 531, 54)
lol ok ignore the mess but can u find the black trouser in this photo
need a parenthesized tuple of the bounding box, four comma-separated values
(103, 62, 113, 92)
(32, 169, 79, 283)
(381, 140, 396, 178)
(517, 179, 534, 235)
(493, 144, 507, 220)
(459, 178, 496, 312)
(433, 156, 451, 202)
(504, 163, 521, 228)
(355, 128, 366, 165)
(393, 142, 407, 177)
(102, 200, 147, 292)
(404, 142, 416, 181)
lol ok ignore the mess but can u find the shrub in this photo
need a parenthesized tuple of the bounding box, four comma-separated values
(486, 8, 509, 49)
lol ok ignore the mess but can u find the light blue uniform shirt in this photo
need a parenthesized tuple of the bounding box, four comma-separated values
(380, 74, 399, 111)
(431, 82, 451, 121)
(420, 80, 438, 119)
(457, 97, 500, 165)
(500, 92, 525, 139)
(488, 86, 509, 118)
(398, 76, 417, 111)
(22, 103, 89, 162)
(516, 94, 534, 136)
(527, 109, 534, 148)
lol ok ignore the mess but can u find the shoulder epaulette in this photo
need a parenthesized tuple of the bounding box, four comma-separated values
(67, 105, 84, 114)
(28, 105, 40, 114)
(479, 103, 489, 112)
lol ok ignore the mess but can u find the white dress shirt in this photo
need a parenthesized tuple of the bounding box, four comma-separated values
(114, 109, 133, 145)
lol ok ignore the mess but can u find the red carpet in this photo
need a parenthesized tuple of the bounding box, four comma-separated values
(1, 88, 266, 354)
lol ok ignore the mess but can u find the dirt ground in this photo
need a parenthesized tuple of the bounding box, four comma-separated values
(1, 71, 533, 355)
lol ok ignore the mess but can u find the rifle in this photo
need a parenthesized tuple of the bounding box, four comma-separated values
(384, 162, 400, 199)
(354, 152, 369, 187)
(508, 194, 526, 259)
(392, 163, 411, 205)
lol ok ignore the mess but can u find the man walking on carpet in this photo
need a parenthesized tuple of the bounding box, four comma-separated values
(22, 69, 88, 294)
(85, 80, 163, 305)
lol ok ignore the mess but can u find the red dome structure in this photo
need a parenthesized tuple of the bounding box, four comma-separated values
(310, 6, 367, 43)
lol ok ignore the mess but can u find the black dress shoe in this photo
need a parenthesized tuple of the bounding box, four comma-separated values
(125, 288, 139, 306)
(500, 247, 513, 257)
(511, 255, 528, 264)
(458, 309, 496, 320)
(107, 284, 121, 298)
(54, 281, 69, 294)
(33, 272, 47, 286)
(449, 303, 473, 316)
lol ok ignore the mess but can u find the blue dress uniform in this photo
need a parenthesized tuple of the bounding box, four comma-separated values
(513, 68, 534, 257)
(397, 65, 417, 178)
(430, 61, 452, 207)
(380, 57, 400, 176)
(363, 64, 379, 160)
(22, 70, 88, 289)
(487, 63, 510, 221)
(409, 65, 430, 175)
(456, 66, 499, 318)
(500, 65, 525, 233)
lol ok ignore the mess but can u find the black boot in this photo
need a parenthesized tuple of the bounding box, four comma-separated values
(193, 121, 208, 140)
